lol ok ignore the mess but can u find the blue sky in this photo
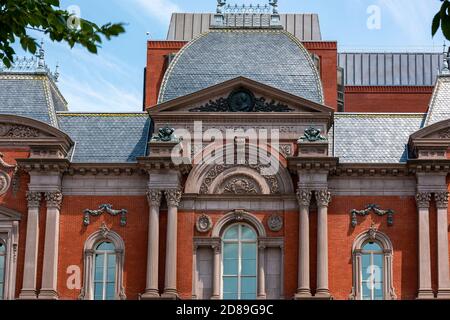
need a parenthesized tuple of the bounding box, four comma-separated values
(20, 0, 446, 112)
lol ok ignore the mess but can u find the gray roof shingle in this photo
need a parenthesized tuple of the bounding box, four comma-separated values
(333, 113, 425, 163)
(159, 29, 324, 104)
(424, 75, 450, 126)
(57, 113, 150, 163)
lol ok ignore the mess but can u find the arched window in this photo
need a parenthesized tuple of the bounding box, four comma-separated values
(360, 241, 384, 300)
(93, 242, 117, 300)
(79, 224, 126, 300)
(222, 224, 258, 300)
(0, 241, 5, 300)
(350, 228, 396, 300)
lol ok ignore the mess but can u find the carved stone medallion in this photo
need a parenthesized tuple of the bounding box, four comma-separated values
(267, 214, 283, 232)
(196, 214, 213, 233)
(0, 170, 10, 195)
(222, 176, 260, 194)
(228, 88, 255, 112)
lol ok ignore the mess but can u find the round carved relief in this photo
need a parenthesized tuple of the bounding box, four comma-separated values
(267, 214, 283, 232)
(196, 214, 213, 233)
(221, 175, 261, 195)
(0, 170, 11, 195)
(228, 88, 255, 112)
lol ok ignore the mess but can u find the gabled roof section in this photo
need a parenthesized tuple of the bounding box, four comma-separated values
(332, 113, 425, 163)
(57, 113, 151, 163)
(149, 77, 333, 114)
(0, 72, 66, 128)
(424, 75, 450, 126)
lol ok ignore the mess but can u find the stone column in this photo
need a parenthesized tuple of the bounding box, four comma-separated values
(141, 189, 163, 299)
(295, 189, 312, 299)
(416, 192, 434, 299)
(211, 243, 221, 300)
(315, 189, 331, 299)
(162, 188, 182, 299)
(19, 192, 42, 300)
(257, 244, 266, 299)
(435, 192, 450, 299)
(39, 191, 63, 300)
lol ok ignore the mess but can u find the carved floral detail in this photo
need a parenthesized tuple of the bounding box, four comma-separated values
(416, 192, 432, 209)
(0, 124, 41, 138)
(26, 191, 42, 208)
(437, 128, 450, 139)
(435, 192, 449, 209)
(351, 204, 394, 228)
(146, 189, 163, 207)
(83, 204, 127, 227)
(45, 191, 63, 209)
(315, 189, 332, 207)
(296, 189, 312, 207)
(267, 214, 283, 232)
(165, 189, 182, 207)
(222, 176, 260, 194)
(196, 214, 213, 233)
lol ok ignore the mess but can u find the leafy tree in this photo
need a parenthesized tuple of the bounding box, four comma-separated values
(0, 0, 125, 67)
(433, 0, 450, 40)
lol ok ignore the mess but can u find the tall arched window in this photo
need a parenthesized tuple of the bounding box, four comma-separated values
(350, 228, 396, 300)
(93, 242, 117, 300)
(222, 224, 257, 300)
(360, 241, 384, 300)
(0, 241, 5, 300)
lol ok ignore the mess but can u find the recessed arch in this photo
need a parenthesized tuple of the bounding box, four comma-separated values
(212, 210, 266, 238)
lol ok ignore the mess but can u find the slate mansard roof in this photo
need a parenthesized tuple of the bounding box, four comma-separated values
(332, 113, 426, 163)
(57, 113, 150, 163)
(158, 29, 324, 104)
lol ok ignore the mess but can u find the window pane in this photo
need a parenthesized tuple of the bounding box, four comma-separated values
(0, 256, 4, 281)
(374, 284, 384, 300)
(107, 254, 116, 268)
(373, 254, 383, 268)
(242, 243, 257, 260)
(361, 280, 371, 300)
(106, 283, 115, 300)
(241, 226, 256, 241)
(223, 259, 238, 276)
(95, 253, 104, 268)
(241, 277, 257, 294)
(241, 259, 256, 276)
(0, 283, 3, 300)
(361, 254, 370, 281)
(0, 243, 4, 253)
(223, 244, 238, 259)
(241, 293, 257, 300)
(223, 277, 238, 295)
(94, 283, 103, 300)
(363, 242, 382, 252)
(224, 226, 239, 240)
(97, 242, 115, 251)
(223, 293, 238, 300)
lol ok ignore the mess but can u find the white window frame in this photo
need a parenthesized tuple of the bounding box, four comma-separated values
(221, 223, 258, 300)
(350, 229, 396, 300)
(79, 226, 126, 300)
(93, 242, 117, 300)
(359, 241, 384, 300)
(0, 206, 21, 300)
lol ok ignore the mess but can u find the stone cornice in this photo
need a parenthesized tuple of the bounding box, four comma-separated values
(17, 158, 70, 173)
(332, 163, 411, 177)
(407, 160, 450, 173)
(66, 163, 140, 176)
(287, 157, 339, 173)
(137, 157, 192, 174)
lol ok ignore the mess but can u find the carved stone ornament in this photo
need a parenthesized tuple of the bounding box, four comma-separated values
(165, 189, 182, 207)
(99, 222, 111, 239)
(222, 176, 260, 194)
(189, 88, 293, 113)
(267, 214, 283, 232)
(438, 128, 450, 139)
(200, 163, 279, 194)
(296, 189, 312, 207)
(0, 124, 41, 138)
(315, 189, 332, 207)
(279, 144, 293, 157)
(45, 191, 63, 209)
(196, 214, 213, 233)
(83, 204, 127, 227)
(0, 170, 10, 195)
(299, 127, 327, 142)
(351, 204, 394, 228)
(233, 209, 246, 221)
(416, 192, 432, 209)
(435, 192, 449, 209)
(151, 124, 178, 142)
(26, 191, 42, 208)
(368, 223, 378, 241)
(146, 189, 163, 207)
(0, 153, 17, 196)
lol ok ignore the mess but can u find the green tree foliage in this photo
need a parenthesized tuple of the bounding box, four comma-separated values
(0, 0, 125, 67)
(433, 0, 450, 40)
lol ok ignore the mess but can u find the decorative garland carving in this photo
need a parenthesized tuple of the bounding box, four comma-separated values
(351, 204, 394, 228)
(222, 176, 260, 194)
(200, 163, 279, 194)
(83, 204, 127, 227)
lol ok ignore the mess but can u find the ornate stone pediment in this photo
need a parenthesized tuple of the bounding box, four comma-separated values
(0, 123, 50, 138)
(409, 118, 450, 160)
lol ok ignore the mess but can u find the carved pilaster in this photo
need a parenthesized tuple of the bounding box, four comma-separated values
(315, 189, 332, 207)
(435, 192, 449, 209)
(296, 189, 312, 207)
(146, 189, 163, 207)
(26, 191, 42, 208)
(45, 192, 63, 209)
(416, 192, 431, 209)
(165, 189, 182, 207)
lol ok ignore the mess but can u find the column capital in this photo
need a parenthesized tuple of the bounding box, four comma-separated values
(315, 189, 332, 207)
(435, 192, 449, 209)
(44, 191, 63, 209)
(146, 189, 163, 207)
(26, 191, 42, 209)
(165, 189, 182, 208)
(416, 192, 432, 209)
(296, 189, 312, 207)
